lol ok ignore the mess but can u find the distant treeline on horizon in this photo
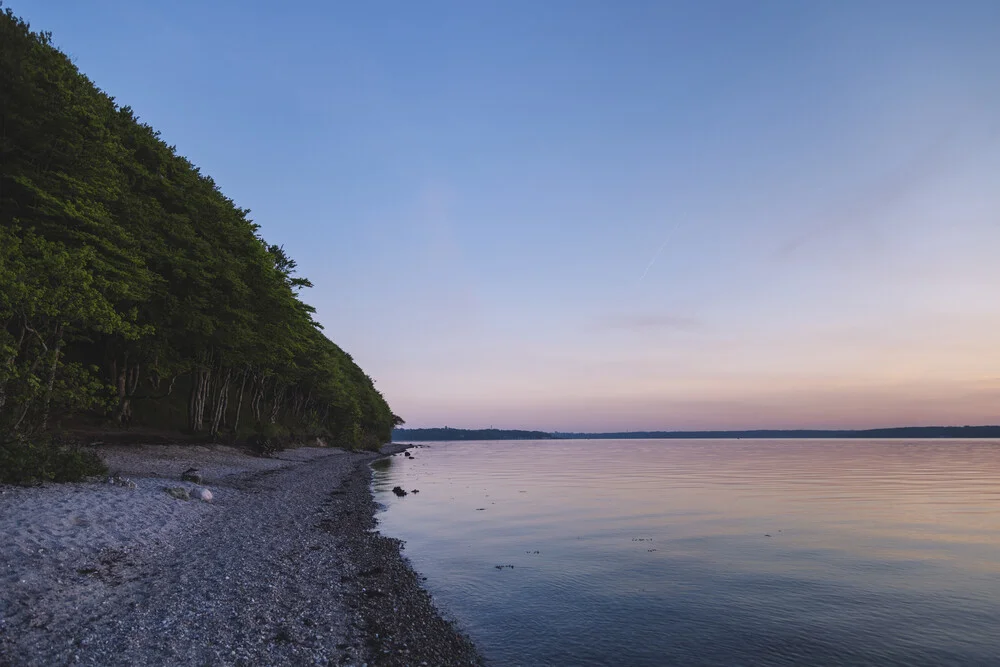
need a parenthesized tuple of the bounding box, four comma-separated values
(393, 428, 555, 441)
(394, 425, 1000, 441)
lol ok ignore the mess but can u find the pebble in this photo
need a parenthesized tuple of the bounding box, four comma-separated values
(1, 444, 481, 666)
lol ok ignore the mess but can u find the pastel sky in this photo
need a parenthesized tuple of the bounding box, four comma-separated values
(16, 1, 1000, 430)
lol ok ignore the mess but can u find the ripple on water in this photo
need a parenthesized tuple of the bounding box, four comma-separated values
(373, 439, 1000, 666)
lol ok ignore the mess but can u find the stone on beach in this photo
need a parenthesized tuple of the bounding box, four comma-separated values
(191, 487, 213, 502)
(1, 442, 481, 666)
(392, 486, 408, 497)
(107, 475, 137, 489)
(181, 467, 203, 483)
(165, 487, 190, 501)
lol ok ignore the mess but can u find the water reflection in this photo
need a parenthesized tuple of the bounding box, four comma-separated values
(373, 440, 1000, 666)
(370, 456, 393, 473)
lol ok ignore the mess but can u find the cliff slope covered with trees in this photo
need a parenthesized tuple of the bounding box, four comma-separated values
(1, 8, 399, 480)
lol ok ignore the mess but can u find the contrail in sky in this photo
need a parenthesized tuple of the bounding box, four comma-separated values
(638, 226, 678, 283)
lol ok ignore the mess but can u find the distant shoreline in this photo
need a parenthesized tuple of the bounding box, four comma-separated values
(395, 425, 1000, 441)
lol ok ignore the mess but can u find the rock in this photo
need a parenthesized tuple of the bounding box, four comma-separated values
(411, 489, 420, 493)
(107, 475, 137, 489)
(181, 467, 202, 483)
(391, 486, 407, 497)
(164, 487, 190, 501)
(191, 487, 214, 502)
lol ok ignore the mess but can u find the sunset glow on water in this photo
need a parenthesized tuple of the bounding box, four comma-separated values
(374, 439, 1000, 666)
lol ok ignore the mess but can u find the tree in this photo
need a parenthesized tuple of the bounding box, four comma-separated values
(1, 7, 398, 467)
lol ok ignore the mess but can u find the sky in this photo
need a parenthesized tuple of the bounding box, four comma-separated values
(13, 1, 1000, 431)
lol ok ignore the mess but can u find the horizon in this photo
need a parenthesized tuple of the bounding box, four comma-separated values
(395, 423, 1000, 433)
(16, 0, 1000, 431)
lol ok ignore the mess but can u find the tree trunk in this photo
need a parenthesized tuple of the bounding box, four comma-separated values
(250, 374, 266, 423)
(198, 371, 211, 429)
(209, 368, 232, 436)
(188, 369, 211, 432)
(119, 362, 140, 427)
(39, 326, 64, 431)
(113, 354, 139, 427)
(12, 322, 49, 433)
(0, 323, 27, 412)
(233, 368, 248, 432)
(269, 385, 285, 424)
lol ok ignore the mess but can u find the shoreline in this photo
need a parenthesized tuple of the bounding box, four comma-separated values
(0, 442, 481, 666)
(336, 448, 483, 666)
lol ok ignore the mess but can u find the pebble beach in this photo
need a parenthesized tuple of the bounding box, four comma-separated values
(0, 443, 481, 666)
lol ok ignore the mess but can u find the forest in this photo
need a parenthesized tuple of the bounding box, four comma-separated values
(0, 8, 400, 481)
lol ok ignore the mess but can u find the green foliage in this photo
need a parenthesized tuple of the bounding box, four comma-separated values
(0, 8, 397, 467)
(249, 422, 290, 457)
(0, 436, 107, 484)
(0, 227, 125, 436)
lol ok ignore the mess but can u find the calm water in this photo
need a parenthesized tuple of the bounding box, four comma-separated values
(371, 439, 1000, 666)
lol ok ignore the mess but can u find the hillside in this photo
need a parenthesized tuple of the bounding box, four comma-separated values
(0, 8, 399, 481)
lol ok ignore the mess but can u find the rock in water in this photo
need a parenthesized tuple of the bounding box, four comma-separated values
(165, 487, 190, 501)
(391, 486, 408, 497)
(191, 487, 214, 502)
(181, 467, 203, 483)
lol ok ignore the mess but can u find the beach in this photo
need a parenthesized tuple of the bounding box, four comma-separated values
(0, 443, 480, 666)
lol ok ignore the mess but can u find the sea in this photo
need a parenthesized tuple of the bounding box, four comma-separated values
(371, 439, 1000, 666)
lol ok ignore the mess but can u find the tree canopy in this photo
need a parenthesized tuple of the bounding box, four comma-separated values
(0, 7, 400, 466)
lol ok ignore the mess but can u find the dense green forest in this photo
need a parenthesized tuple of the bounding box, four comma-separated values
(0, 8, 400, 480)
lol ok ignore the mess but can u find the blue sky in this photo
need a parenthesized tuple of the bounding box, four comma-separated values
(15, 0, 1000, 430)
